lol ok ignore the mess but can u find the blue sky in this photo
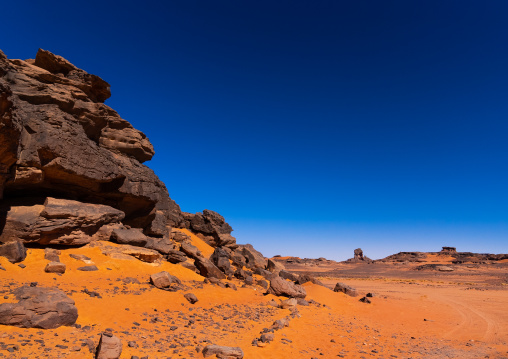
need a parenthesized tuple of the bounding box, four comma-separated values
(2, 1, 507, 260)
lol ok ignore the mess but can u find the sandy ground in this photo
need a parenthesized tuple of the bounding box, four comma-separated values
(0, 237, 507, 358)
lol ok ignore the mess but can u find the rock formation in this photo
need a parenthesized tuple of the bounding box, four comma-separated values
(345, 248, 373, 263)
(0, 48, 183, 242)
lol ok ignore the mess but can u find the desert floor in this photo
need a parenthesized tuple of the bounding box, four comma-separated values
(0, 236, 507, 359)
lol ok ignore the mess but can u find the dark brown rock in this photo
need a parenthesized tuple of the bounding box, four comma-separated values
(166, 249, 188, 264)
(267, 276, 307, 298)
(202, 344, 243, 358)
(110, 227, 147, 247)
(0, 197, 124, 245)
(210, 247, 231, 273)
(0, 240, 26, 263)
(183, 210, 238, 249)
(194, 257, 226, 279)
(145, 236, 175, 254)
(0, 49, 184, 239)
(77, 265, 99, 271)
(0, 286, 78, 328)
(183, 293, 198, 304)
(238, 244, 267, 269)
(180, 240, 202, 259)
(333, 282, 358, 297)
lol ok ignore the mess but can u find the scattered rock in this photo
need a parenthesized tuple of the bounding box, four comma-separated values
(280, 298, 298, 309)
(44, 248, 61, 262)
(333, 282, 358, 297)
(150, 271, 182, 290)
(436, 265, 454, 272)
(202, 344, 244, 358)
(78, 265, 99, 271)
(268, 275, 307, 298)
(44, 261, 66, 274)
(359, 296, 371, 304)
(0, 286, 78, 328)
(184, 293, 198, 304)
(194, 257, 226, 279)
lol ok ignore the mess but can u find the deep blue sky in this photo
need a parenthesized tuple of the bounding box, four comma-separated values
(2, 1, 507, 260)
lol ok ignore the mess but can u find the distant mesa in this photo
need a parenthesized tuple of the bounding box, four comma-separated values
(441, 246, 457, 253)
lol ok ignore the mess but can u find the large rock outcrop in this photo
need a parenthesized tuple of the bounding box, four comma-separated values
(0, 49, 184, 241)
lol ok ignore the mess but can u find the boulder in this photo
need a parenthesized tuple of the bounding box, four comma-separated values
(95, 330, 122, 359)
(0, 49, 184, 239)
(279, 270, 299, 282)
(238, 244, 267, 269)
(183, 293, 198, 304)
(194, 257, 226, 279)
(0, 286, 77, 328)
(267, 276, 307, 298)
(166, 249, 188, 264)
(0, 198, 124, 245)
(202, 344, 244, 359)
(180, 240, 202, 260)
(266, 258, 285, 274)
(110, 227, 147, 247)
(45, 261, 66, 274)
(0, 240, 26, 263)
(150, 271, 182, 290)
(280, 298, 298, 309)
(210, 247, 231, 273)
(333, 282, 358, 297)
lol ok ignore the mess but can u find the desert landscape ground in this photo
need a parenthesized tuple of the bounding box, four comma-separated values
(0, 49, 507, 359)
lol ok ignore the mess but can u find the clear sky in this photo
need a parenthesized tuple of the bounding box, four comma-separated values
(2, 1, 507, 260)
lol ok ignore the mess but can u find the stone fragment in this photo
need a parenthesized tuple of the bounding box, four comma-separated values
(333, 282, 358, 297)
(95, 330, 122, 359)
(45, 261, 66, 274)
(184, 293, 198, 304)
(210, 247, 231, 273)
(180, 240, 202, 260)
(78, 265, 99, 271)
(280, 298, 298, 309)
(44, 248, 60, 262)
(202, 344, 244, 358)
(238, 244, 267, 269)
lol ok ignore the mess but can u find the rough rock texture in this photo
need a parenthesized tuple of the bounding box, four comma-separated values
(183, 210, 237, 248)
(0, 286, 78, 328)
(202, 344, 244, 359)
(150, 271, 182, 290)
(95, 331, 122, 359)
(0, 49, 184, 240)
(268, 275, 307, 298)
(44, 261, 66, 274)
(0, 197, 124, 245)
(238, 244, 267, 269)
(0, 239, 26, 262)
(345, 248, 373, 263)
(210, 247, 231, 274)
(110, 227, 147, 247)
(194, 256, 226, 279)
(334, 282, 358, 297)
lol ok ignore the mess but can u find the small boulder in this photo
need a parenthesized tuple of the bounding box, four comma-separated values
(150, 271, 181, 290)
(95, 330, 122, 359)
(268, 276, 307, 298)
(44, 248, 61, 262)
(238, 244, 267, 269)
(166, 249, 188, 263)
(359, 296, 371, 304)
(184, 293, 198, 304)
(0, 240, 27, 263)
(78, 265, 99, 271)
(45, 261, 66, 274)
(202, 344, 244, 358)
(280, 298, 297, 309)
(333, 282, 358, 297)
(279, 270, 299, 282)
(180, 240, 202, 260)
(266, 259, 285, 274)
(194, 257, 226, 279)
